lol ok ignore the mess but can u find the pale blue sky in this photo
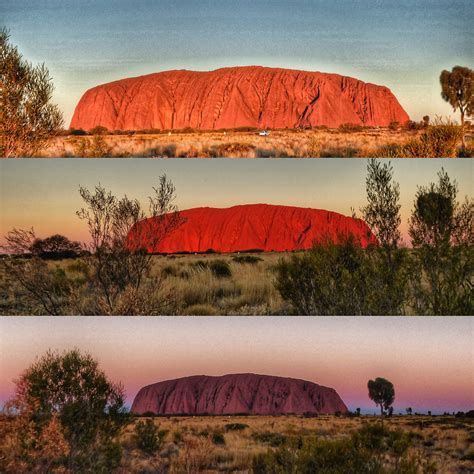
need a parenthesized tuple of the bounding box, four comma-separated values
(2, 0, 472, 124)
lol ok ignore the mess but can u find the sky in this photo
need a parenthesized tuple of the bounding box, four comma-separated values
(2, 0, 472, 124)
(0, 317, 472, 413)
(1, 158, 472, 246)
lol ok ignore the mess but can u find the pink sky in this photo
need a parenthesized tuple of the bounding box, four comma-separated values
(1, 317, 472, 414)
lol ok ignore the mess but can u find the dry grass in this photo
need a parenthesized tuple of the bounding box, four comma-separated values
(0, 253, 287, 316)
(34, 128, 449, 158)
(117, 414, 474, 473)
(157, 253, 285, 315)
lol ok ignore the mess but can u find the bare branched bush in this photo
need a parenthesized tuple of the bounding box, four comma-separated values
(76, 175, 183, 314)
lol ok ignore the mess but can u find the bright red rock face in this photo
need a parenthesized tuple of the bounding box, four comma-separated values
(131, 373, 348, 415)
(70, 66, 409, 130)
(126, 204, 378, 254)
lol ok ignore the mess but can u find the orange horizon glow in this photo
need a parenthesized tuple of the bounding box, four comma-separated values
(1, 159, 471, 251)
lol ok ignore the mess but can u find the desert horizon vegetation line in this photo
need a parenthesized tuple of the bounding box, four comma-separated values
(1, 348, 473, 472)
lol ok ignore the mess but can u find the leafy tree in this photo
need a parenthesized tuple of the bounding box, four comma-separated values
(0, 28, 63, 157)
(30, 234, 83, 260)
(440, 66, 473, 147)
(361, 159, 408, 314)
(409, 169, 473, 315)
(368, 377, 395, 421)
(6, 349, 129, 472)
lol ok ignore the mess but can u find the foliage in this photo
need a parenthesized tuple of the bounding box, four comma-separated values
(75, 175, 182, 314)
(74, 134, 112, 157)
(209, 259, 232, 278)
(252, 423, 421, 474)
(275, 235, 377, 315)
(380, 119, 464, 157)
(361, 159, 408, 315)
(368, 378, 395, 418)
(224, 422, 249, 431)
(134, 419, 166, 454)
(408, 169, 473, 315)
(232, 255, 263, 264)
(0, 28, 63, 157)
(440, 66, 473, 129)
(2, 349, 129, 472)
(30, 234, 83, 260)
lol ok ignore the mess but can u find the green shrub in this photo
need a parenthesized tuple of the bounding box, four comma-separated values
(252, 431, 287, 447)
(134, 419, 167, 454)
(252, 424, 420, 474)
(232, 255, 263, 264)
(275, 235, 376, 315)
(209, 259, 232, 278)
(211, 432, 226, 445)
(224, 422, 249, 431)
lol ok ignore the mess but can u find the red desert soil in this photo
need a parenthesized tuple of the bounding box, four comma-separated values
(131, 373, 348, 415)
(71, 66, 409, 131)
(126, 203, 378, 254)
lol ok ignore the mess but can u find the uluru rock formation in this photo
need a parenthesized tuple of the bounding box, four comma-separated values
(126, 204, 378, 254)
(70, 66, 409, 131)
(131, 374, 348, 415)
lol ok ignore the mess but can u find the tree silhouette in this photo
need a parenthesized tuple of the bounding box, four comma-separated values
(368, 377, 395, 422)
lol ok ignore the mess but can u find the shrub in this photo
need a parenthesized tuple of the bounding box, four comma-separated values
(232, 255, 263, 264)
(252, 424, 419, 474)
(211, 432, 226, 445)
(89, 125, 109, 135)
(224, 422, 249, 431)
(134, 419, 166, 454)
(209, 259, 232, 278)
(382, 120, 463, 157)
(252, 431, 287, 447)
(275, 235, 376, 315)
(388, 121, 400, 130)
(69, 128, 87, 136)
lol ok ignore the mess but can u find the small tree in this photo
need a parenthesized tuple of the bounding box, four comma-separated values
(76, 174, 183, 314)
(368, 377, 395, 422)
(30, 234, 83, 260)
(409, 169, 473, 315)
(0, 28, 63, 157)
(440, 66, 473, 147)
(6, 349, 129, 471)
(360, 159, 408, 314)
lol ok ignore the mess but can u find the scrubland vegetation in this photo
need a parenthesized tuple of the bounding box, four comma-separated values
(1, 161, 472, 316)
(1, 349, 473, 473)
(36, 120, 474, 158)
